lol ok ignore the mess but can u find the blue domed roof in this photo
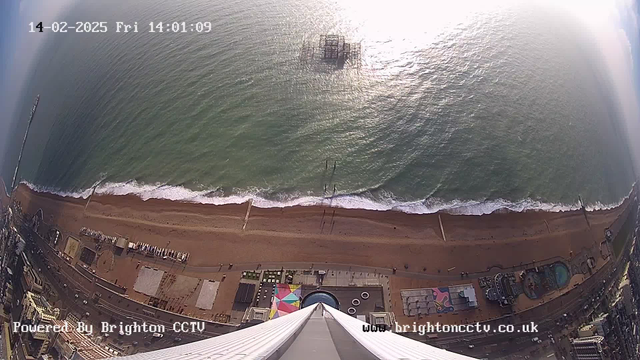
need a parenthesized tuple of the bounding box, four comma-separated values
(301, 291, 339, 309)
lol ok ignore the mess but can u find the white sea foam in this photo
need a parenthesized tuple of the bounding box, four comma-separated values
(19, 180, 631, 216)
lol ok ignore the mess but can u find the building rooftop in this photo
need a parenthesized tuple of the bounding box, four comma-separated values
(51, 320, 113, 359)
(572, 335, 605, 344)
(242, 307, 270, 323)
(25, 291, 55, 318)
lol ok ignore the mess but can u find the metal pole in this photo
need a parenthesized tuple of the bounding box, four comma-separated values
(11, 95, 40, 193)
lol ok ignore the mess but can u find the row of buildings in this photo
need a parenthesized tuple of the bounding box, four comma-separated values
(571, 216, 640, 360)
(1, 204, 115, 359)
(18, 290, 113, 359)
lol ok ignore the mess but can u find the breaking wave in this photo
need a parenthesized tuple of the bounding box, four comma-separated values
(19, 180, 631, 216)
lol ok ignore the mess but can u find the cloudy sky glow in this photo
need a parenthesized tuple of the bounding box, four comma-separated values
(570, 0, 640, 176)
(0, 0, 75, 170)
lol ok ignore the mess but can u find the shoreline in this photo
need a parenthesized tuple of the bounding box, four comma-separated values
(20, 180, 635, 216)
(12, 182, 636, 271)
(18, 181, 634, 226)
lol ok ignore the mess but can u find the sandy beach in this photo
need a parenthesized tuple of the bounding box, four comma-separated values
(9, 182, 638, 330)
(12, 184, 633, 275)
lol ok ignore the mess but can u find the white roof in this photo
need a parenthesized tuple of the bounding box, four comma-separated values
(111, 303, 477, 360)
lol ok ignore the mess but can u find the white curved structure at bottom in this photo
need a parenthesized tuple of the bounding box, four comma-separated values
(111, 303, 476, 360)
(322, 304, 474, 360)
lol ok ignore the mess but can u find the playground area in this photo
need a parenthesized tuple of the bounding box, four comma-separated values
(522, 262, 571, 299)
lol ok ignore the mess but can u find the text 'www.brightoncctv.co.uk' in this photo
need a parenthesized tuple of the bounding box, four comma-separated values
(363, 322, 539, 335)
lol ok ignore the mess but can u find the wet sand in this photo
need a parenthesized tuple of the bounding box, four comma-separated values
(12, 184, 634, 275)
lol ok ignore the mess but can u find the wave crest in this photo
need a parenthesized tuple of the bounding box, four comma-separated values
(19, 180, 629, 216)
